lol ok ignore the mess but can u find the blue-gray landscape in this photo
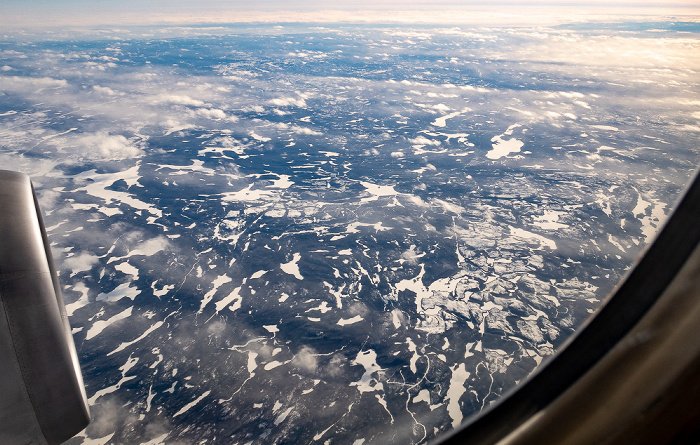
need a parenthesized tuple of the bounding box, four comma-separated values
(1, 19, 699, 444)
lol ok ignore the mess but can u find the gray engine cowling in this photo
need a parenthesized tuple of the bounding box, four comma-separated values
(0, 170, 90, 445)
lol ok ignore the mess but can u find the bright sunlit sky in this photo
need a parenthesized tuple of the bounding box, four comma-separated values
(1, 0, 699, 28)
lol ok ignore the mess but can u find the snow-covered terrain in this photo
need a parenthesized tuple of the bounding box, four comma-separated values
(0, 20, 699, 445)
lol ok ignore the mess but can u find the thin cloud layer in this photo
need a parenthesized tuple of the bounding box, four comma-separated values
(0, 20, 697, 445)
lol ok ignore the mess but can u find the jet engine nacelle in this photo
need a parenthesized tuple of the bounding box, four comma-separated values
(0, 170, 90, 445)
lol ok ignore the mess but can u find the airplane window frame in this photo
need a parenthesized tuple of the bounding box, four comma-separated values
(1, 7, 698, 444)
(434, 167, 700, 444)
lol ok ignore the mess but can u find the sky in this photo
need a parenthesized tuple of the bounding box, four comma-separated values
(1, 0, 699, 28)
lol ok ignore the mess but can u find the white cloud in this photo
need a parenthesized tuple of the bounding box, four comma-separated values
(348, 302, 369, 317)
(408, 136, 441, 146)
(79, 133, 143, 160)
(0, 75, 68, 92)
(130, 236, 171, 256)
(243, 105, 265, 113)
(63, 252, 100, 275)
(560, 91, 585, 99)
(154, 94, 205, 107)
(210, 136, 248, 155)
(93, 85, 118, 95)
(433, 198, 465, 215)
(273, 122, 321, 135)
(45, 132, 143, 161)
(290, 125, 321, 136)
(196, 107, 227, 120)
(291, 346, 318, 373)
(269, 97, 307, 107)
(326, 354, 347, 377)
(37, 189, 62, 210)
(401, 246, 423, 265)
(162, 119, 196, 136)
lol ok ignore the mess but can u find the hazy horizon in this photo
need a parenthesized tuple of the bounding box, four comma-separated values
(2, 0, 699, 29)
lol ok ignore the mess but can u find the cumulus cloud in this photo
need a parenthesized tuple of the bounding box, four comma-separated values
(325, 353, 348, 378)
(37, 189, 62, 210)
(210, 136, 248, 155)
(86, 396, 138, 439)
(129, 236, 172, 257)
(401, 245, 423, 265)
(79, 132, 143, 160)
(347, 302, 369, 318)
(63, 252, 100, 275)
(195, 107, 227, 120)
(154, 94, 205, 107)
(291, 346, 318, 373)
(206, 320, 227, 338)
(271, 122, 321, 136)
(93, 85, 118, 95)
(162, 118, 196, 135)
(290, 125, 322, 135)
(408, 136, 441, 146)
(433, 198, 465, 215)
(44, 131, 143, 161)
(0, 75, 68, 92)
(269, 97, 307, 107)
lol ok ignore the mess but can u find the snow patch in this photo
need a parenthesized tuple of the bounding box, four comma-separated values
(85, 307, 133, 340)
(281, 253, 304, 280)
